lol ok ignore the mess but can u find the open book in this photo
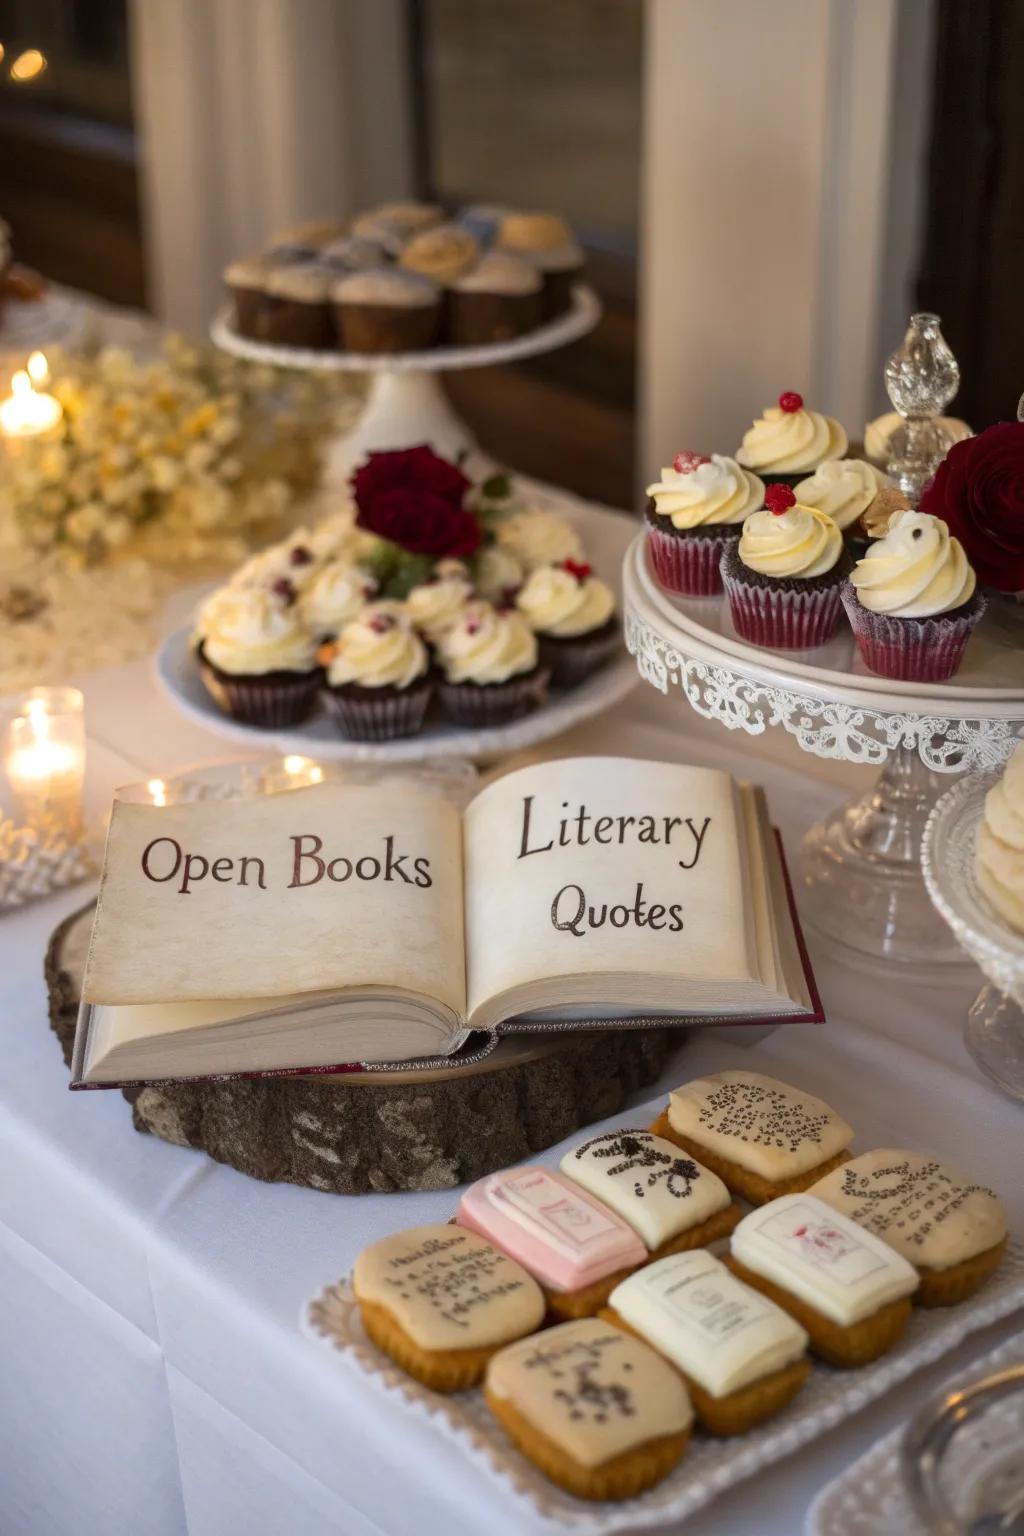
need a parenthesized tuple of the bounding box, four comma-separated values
(72, 756, 822, 1087)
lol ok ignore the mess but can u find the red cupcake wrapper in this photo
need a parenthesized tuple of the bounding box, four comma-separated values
(646, 525, 735, 596)
(840, 584, 987, 681)
(721, 568, 845, 650)
(323, 681, 432, 742)
(438, 667, 550, 727)
(199, 664, 322, 727)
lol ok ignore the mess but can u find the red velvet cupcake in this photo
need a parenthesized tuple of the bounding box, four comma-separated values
(720, 485, 850, 649)
(644, 452, 764, 596)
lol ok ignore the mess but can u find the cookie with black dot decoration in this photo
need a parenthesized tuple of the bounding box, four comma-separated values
(559, 1127, 742, 1256)
(353, 1223, 545, 1391)
(485, 1318, 692, 1500)
(650, 1071, 852, 1205)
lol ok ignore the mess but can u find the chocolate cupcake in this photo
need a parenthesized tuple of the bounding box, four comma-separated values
(496, 212, 584, 320)
(195, 584, 322, 727)
(224, 255, 272, 340)
(352, 202, 443, 247)
(399, 223, 480, 287)
(331, 268, 441, 354)
(323, 601, 432, 741)
(794, 459, 894, 557)
(516, 560, 618, 685)
(260, 262, 335, 349)
(737, 392, 848, 488)
(318, 235, 391, 275)
(406, 560, 474, 646)
(446, 250, 542, 345)
(645, 452, 764, 596)
(437, 600, 549, 725)
(495, 509, 583, 572)
(299, 557, 378, 642)
(266, 219, 347, 261)
(721, 485, 851, 649)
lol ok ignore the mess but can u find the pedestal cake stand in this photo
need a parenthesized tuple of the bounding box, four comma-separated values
(211, 285, 601, 484)
(623, 535, 1024, 967)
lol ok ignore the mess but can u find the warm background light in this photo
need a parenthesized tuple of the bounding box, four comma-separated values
(9, 48, 46, 82)
(27, 351, 49, 387)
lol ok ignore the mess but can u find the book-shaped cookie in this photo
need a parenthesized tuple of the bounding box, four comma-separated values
(602, 1250, 810, 1435)
(485, 1318, 692, 1501)
(352, 1223, 545, 1390)
(809, 1149, 1008, 1307)
(457, 1167, 647, 1319)
(726, 1193, 919, 1367)
(652, 1070, 852, 1204)
(559, 1127, 742, 1258)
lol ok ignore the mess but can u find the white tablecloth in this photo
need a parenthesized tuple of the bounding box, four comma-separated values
(3, 617, 1022, 1536)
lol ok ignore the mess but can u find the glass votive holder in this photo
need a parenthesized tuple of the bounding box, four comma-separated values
(3, 686, 86, 837)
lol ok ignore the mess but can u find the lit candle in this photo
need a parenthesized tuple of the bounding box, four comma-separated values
(3, 688, 85, 835)
(0, 352, 63, 443)
(146, 778, 168, 806)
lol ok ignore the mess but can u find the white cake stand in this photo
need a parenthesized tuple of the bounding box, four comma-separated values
(622, 534, 1024, 967)
(211, 285, 601, 485)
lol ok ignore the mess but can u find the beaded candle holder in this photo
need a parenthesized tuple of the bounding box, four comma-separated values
(0, 686, 93, 910)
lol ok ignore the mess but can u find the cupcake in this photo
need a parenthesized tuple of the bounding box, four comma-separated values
(307, 510, 380, 565)
(793, 459, 893, 552)
(456, 202, 513, 245)
(406, 559, 474, 645)
(318, 235, 390, 275)
(268, 219, 347, 258)
(495, 509, 583, 571)
(496, 212, 584, 319)
(224, 255, 272, 340)
(976, 743, 1024, 935)
(331, 268, 441, 354)
(260, 262, 335, 349)
(300, 558, 378, 641)
(516, 559, 618, 685)
(352, 202, 443, 243)
(840, 509, 985, 682)
(323, 601, 432, 741)
(196, 585, 322, 727)
(437, 600, 549, 725)
(445, 251, 542, 345)
(721, 485, 850, 649)
(865, 411, 972, 467)
(737, 392, 848, 488)
(472, 542, 525, 604)
(228, 532, 322, 593)
(644, 452, 765, 596)
(399, 223, 480, 287)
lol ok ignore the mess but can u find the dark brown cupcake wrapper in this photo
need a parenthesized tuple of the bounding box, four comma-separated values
(540, 628, 621, 687)
(438, 667, 550, 727)
(197, 655, 323, 728)
(322, 678, 433, 741)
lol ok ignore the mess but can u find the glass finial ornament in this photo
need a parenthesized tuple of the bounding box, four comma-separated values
(883, 313, 961, 500)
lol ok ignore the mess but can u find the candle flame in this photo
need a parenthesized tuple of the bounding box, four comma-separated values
(27, 351, 48, 387)
(11, 370, 32, 399)
(25, 696, 51, 741)
(147, 778, 167, 807)
(283, 755, 308, 776)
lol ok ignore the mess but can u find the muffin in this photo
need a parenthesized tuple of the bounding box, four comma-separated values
(323, 600, 432, 741)
(446, 251, 542, 346)
(495, 509, 583, 571)
(645, 452, 764, 596)
(737, 392, 848, 488)
(299, 558, 378, 642)
(437, 600, 548, 726)
(399, 223, 480, 287)
(976, 743, 1024, 935)
(331, 268, 441, 354)
(793, 459, 893, 554)
(405, 559, 474, 645)
(516, 560, 618, 685)
(720, 485, 850, 649)
(496, 212, 584, 320)
(223, 255, 272, 340)
(195, 584, 322, 727)
(260, 262, 335, 349)
(841, 509, 985, 682)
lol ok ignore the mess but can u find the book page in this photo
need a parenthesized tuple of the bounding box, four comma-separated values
(82, 782, 465, 1013)
(463, 757, 755, 1020)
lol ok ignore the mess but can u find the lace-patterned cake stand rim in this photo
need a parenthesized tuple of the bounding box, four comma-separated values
(211, 286, 602, 485)
(622, 535, 1024, 967)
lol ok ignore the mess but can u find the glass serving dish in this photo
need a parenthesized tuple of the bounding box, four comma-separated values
(901, 1358, 1024, 1534)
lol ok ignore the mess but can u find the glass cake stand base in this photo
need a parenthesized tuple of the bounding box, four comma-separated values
(798, 745, 973, 967)
(966, 985, 1024, 1102)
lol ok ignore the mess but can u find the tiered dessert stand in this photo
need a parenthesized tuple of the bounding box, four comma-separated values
(623, 543, 1023, 967)
(211, 285, 601, 484)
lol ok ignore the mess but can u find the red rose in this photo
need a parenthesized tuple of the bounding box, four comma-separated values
(351, 445, 480, 558)
(919, 422, 1024, 592)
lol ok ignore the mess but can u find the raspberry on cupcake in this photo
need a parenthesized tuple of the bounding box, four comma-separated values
(840, 509, 985, 681)
(645, 451, 764, 596)
(737, 392, 848, 488)
(322, 600, 432, 741)
(721, 484, 850, 649)
(515, 558, 618, 685)
(436, 599, 548, 725)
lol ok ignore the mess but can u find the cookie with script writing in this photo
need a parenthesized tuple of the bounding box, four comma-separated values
(485, 1318, 692, 1501)
(560, 1127, 742, 1257)
(652, 1071, 853, 1204)
(726, 1193, 919, 1367)
(602, 1250, 810, 1436)
(353, 1223, 545, 1391)
(810, 1149, 1008, 1307)
(457, 1167, 647, 1320)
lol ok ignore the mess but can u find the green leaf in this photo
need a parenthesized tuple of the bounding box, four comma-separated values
(480, 473, 511, 501)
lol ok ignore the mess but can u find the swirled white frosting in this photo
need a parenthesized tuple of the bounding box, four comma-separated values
(976, 743, 1024, 934)
(300, 559, 377, 635)
(307, 509, 379, 564)
(645, 454, 764, 529)
(406, 563, 474, 641)
(794, 459, 891, 531)
(737, 404, 847, 473)
(496, 510, 583, 570)
(438, 600, 537, 684)
(200, 586, 317, 675)
(473, 543, 525, 604)
(227, 531, 320, 592)
(738, 503, 844, 579)
(850, 510, 976, 617)
(516, 565, 615, 637)
(327, 601, 427, 689)
(864, 412, 972, 464)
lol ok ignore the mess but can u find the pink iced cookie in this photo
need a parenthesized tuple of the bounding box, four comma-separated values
(457, 1166, 647, 1317)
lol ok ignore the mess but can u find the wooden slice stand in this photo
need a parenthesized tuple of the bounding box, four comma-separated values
(46, 905, 673, 1195)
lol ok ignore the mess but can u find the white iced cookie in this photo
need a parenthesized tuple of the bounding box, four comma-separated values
(515, 562, 614, 638)
(496, 509, 583, 570)
(667, 1071, 852, 1186)
(793, 459, 891, 531)
(560, 1129, 731, 1250)
(850, 510, 976, 617)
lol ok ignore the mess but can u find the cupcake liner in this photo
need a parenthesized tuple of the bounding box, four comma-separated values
(646, 525, 738, 597)
(540, 627, 621, 687)
(439, 667, 550, 727)
(840, 584, 987, 681)
(323, 679, 432, 741)
(198, 655, 323, 728)
(721, 567, 845, 650)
